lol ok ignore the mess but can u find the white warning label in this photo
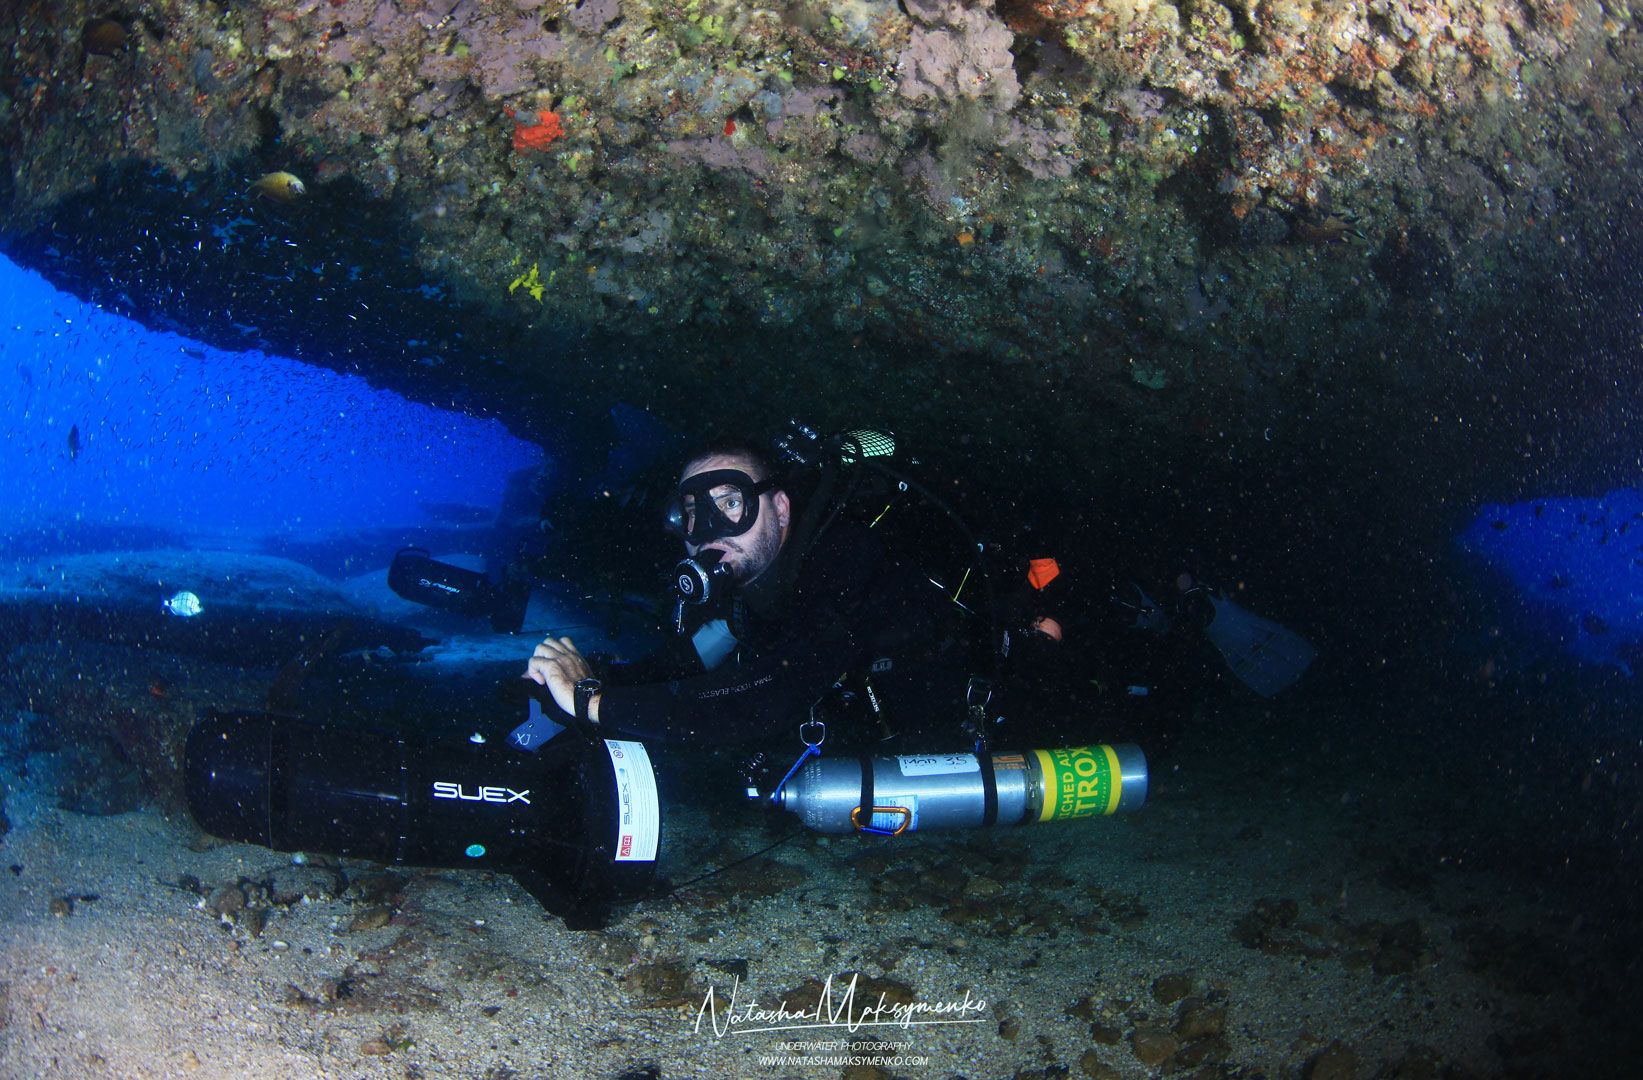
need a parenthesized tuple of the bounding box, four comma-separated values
(604, 740, 660, 862)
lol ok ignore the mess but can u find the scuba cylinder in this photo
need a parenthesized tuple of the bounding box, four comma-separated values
(768, 744, 1147, 835)
(183, 709, 659, 924)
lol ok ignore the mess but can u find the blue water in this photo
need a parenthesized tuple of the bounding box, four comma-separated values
(2, 228, 1641, 1079)
(0, 251, 542, 546)
(1459, 489, 1643, 675)
(8, 232, 1639, 688)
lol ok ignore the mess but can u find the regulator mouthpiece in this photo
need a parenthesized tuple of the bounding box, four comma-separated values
(671, 548, 730, 633)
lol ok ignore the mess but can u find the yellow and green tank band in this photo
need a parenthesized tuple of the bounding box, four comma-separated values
(1034, 745, 1123, 821)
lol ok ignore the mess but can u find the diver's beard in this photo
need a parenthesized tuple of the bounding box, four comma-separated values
(725, 526, 783, 585)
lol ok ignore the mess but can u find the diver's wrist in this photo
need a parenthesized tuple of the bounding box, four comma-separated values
(574, 677, 603, 727)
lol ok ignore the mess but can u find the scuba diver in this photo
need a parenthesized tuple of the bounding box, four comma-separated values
(181, 422, 1149, 926)
(523, 436, 972, 749)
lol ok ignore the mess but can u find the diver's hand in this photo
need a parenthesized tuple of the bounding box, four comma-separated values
(524, 636, 600, 721)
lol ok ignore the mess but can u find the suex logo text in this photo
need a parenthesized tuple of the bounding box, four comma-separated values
(432, 781, 531, 805)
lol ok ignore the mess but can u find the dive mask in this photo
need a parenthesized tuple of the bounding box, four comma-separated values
(662, 469, 777, 546)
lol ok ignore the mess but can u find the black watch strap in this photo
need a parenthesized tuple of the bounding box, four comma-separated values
(574, 677, 602, 727)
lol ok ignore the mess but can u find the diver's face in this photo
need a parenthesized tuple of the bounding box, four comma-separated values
(679, 453, 790, 584)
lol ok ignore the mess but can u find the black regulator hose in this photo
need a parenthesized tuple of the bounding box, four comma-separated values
(859, 458, 1006, 685)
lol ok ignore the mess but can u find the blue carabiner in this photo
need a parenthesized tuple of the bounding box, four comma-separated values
(768, 741, 820, 805)
(769, 719, 826, 805)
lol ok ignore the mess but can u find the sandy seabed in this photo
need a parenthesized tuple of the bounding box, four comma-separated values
(0, 694, 1629, 1080)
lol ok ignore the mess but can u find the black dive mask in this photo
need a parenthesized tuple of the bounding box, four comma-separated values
(662, 469, 777, 546)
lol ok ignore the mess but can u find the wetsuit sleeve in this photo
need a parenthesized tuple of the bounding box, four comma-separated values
(595, 534, 878, 746)
(601, 633, 703, 685)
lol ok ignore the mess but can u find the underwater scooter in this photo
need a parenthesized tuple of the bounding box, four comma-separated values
(182, 690, 1148, 922)
(182, 701, 662, 926)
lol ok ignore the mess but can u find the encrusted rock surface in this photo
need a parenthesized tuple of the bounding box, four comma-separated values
(0, 0, 1638, 481)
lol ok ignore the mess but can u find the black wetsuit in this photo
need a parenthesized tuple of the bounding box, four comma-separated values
(595, 522, 965, 748)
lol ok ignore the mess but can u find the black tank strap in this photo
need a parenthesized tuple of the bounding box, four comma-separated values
(857, 752, 875, 830)
(978, 750, 998, 828)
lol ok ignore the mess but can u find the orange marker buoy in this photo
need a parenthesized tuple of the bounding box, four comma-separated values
(1027, 557, 1060, 590)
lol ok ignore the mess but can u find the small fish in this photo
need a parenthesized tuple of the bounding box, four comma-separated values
(251, 171, 306, 203)
(67, 424, 81, 460)
(162, 590, 203, 618)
